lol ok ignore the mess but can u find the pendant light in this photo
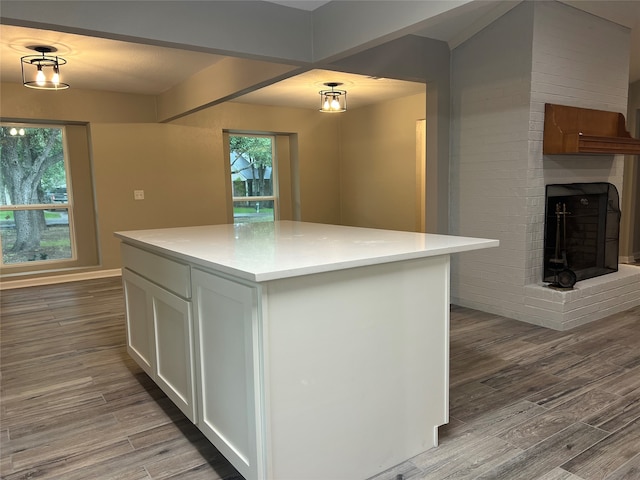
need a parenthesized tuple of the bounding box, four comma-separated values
(21, 46, 70, 90)
(319, 82, 347, 112)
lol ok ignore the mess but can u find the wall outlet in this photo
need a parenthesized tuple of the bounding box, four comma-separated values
(134, 190, 144, 200)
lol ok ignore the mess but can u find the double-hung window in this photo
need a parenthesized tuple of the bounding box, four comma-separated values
(229, 134, 278, 223)
(0, 124, 75, 267)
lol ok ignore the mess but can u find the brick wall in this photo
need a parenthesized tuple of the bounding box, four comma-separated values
(450, 1, 640, 329)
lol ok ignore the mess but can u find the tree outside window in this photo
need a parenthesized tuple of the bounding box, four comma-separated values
(229, 134, 277, 223)
(0, 125, 75, 265)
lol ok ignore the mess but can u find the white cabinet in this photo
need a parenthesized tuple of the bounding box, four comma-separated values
(123, 250, 451, 480)
(122, 269, 155, 377)
(121, 246, 196, 422)
(151, 281, 195, 422)
(122, 247, 261, 478)
(191, 268, 264, 480)
(189, 257, 450, 480)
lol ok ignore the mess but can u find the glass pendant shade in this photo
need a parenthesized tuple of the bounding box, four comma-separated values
(21, 46, 69, 90)
(319, 82, 347, 112)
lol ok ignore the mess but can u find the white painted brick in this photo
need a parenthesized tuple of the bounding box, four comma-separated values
(450, 1, 637, 329)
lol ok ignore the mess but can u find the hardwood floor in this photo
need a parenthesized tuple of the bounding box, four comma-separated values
(1, 277, 640, 479)
(1, 278, 242, 480)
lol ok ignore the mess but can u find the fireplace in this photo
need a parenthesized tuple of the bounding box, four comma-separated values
(543, 183, 621, 288)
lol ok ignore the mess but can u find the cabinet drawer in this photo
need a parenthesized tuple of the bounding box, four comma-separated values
(121, 243, 191, 298)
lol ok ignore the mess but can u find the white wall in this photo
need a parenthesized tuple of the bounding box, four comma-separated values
(339, 92, 426, 232)
(450, 1, 639, 329)
(450, 1, 535, 317)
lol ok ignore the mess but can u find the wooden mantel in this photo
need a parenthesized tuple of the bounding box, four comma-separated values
(543, 103, 640, 155)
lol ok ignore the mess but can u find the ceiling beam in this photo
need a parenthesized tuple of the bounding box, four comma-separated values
(0, 0, 314, 65)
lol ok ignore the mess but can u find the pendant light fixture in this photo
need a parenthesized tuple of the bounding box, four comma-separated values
(319, 82, 347, 112)
(21, 46, 69, 90)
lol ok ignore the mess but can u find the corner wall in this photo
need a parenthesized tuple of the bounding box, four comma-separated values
(328, 34, 450, 234)
(339, 92, 426, 232)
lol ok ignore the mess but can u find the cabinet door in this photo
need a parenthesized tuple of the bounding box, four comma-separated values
(122, 269, 155, 377)
(151, 283, 196, 422)
(192, 269, 263, 480)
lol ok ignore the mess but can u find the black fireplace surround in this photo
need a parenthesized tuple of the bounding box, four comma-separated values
(543, 182, 620, 286)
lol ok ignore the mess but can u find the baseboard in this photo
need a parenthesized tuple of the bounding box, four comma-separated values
(0, 268, 122, 290)
(620, 255, 637, 264)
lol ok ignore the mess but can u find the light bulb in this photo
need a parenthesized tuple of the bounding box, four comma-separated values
(51, 62, 60, 87)
(9, 128, 17, 136)
(36, 66, 46, 86)
(19, 129, 25, 136)
(331, 97, 341, 110)
(323, 97, 330, 111)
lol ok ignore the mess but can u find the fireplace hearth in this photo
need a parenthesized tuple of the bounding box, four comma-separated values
(543, 183, 620, 288)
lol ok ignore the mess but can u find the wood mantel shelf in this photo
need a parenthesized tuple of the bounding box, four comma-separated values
(543, 103, 640, 155)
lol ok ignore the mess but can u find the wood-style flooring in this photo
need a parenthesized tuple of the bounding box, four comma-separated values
(1, 277, 640, 479)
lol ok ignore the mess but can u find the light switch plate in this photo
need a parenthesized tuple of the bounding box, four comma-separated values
(134, 190, 144, 200)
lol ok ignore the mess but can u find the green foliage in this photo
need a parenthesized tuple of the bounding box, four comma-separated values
(232, 180, 246, 196)
(229, 135, 274, 198)
(0, 125, 66, 203)
(0, 211, 62, 221)
(233, 206, 274, 214)
(229, 135, 272, 170)
(41, 160, 67, 192)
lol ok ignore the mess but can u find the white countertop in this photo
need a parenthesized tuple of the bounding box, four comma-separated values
(115, 221, 499, 282)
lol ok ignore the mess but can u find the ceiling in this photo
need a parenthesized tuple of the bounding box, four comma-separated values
(1, 1, 639, 110)
(0, 23, 428, 110)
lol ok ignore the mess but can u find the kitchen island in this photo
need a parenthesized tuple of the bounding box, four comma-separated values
(115, 221, 498, 480)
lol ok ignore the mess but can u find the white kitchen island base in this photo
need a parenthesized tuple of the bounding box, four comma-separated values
(193, 256, 450, 479)
(116, 222, 498, 480)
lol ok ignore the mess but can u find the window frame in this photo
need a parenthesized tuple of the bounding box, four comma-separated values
(0, 123, 78, 268)
(228, 132, 279, 223)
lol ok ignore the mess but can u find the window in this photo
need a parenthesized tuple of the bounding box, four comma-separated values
(0, 124, 75, 266)
(229, 134, 278, 223)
